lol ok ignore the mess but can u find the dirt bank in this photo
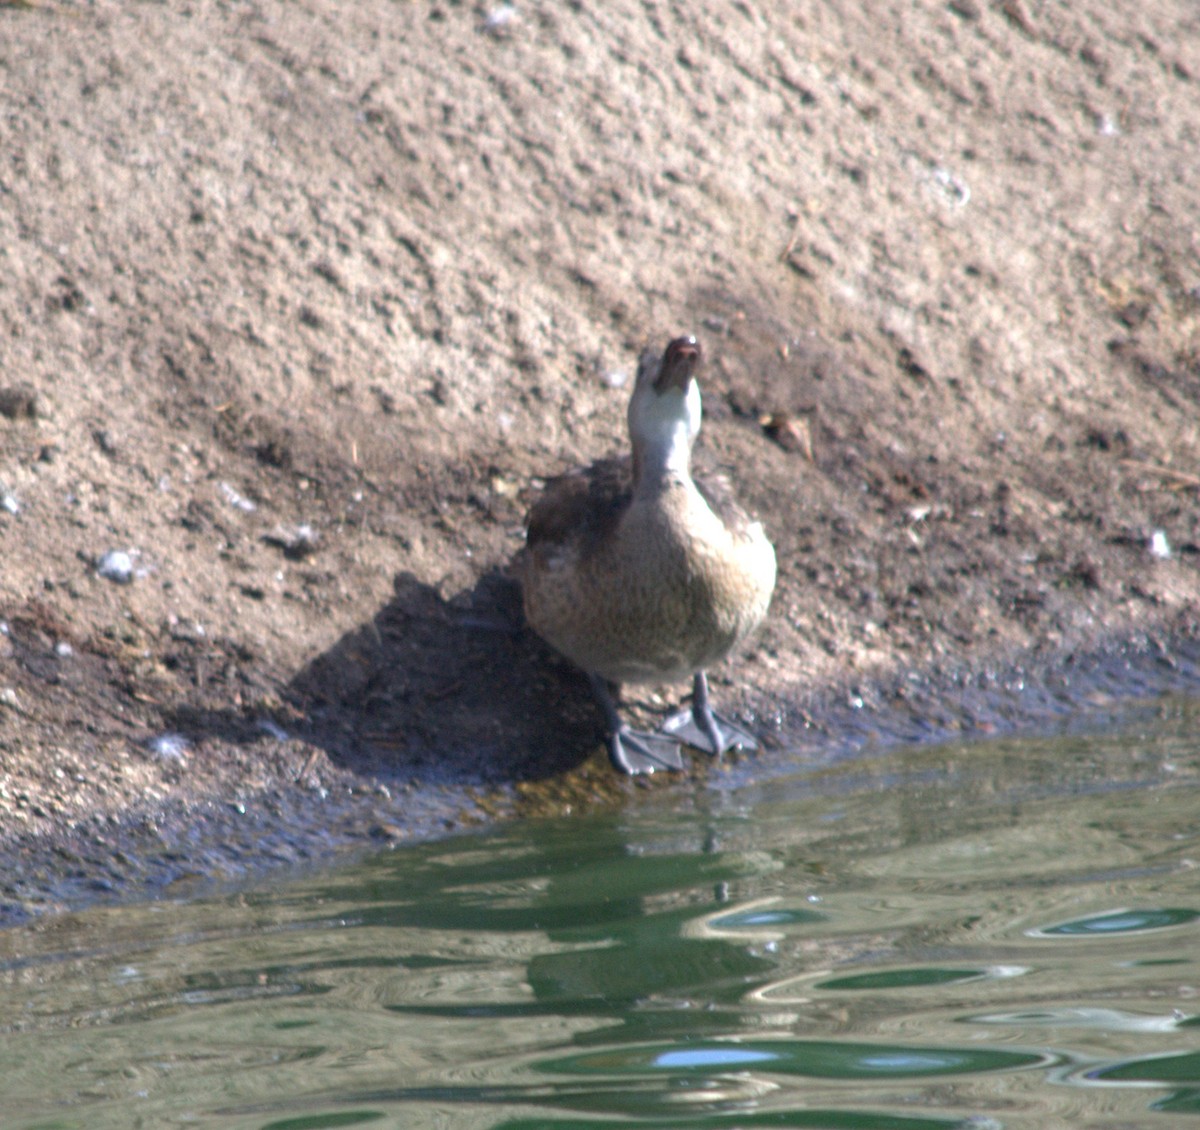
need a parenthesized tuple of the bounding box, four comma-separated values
(2, 0, 1199, 919)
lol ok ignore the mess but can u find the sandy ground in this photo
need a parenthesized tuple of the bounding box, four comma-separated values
(2, 0, 1200, 918)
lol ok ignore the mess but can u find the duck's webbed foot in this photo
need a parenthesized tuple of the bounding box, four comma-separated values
(608, 727, 686, 774)
(589, 674, 685, 774)
(662, 671, 759, 756)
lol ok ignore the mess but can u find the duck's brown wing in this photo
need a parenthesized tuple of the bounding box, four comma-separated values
(524, 456, 633, 559)
(692, 459, 762, 540)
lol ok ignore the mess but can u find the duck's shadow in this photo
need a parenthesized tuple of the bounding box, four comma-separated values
(286, 569, 603, 785)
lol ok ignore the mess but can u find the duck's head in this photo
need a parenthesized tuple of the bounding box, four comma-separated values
(628, 336, 703, 481)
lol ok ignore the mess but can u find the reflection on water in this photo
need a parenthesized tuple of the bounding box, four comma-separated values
(3, 702, 1200, 1128)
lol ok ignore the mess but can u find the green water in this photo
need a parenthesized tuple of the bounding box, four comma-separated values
(4, 705, 1200, 1128)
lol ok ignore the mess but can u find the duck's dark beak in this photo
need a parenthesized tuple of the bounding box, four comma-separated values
(654, 336, 702, 393)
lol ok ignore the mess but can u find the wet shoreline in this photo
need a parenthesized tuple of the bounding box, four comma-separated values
(4, 623, 1197, 927)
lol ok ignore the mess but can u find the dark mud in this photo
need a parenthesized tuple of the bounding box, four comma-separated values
(3, 622, 1197, 925)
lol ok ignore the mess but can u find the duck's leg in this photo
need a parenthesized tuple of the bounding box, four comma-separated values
(589, 674, 685, 774)
(663, 671, 759, 756)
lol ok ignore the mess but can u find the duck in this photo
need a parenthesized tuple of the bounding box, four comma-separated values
(518, 335, 776, 774)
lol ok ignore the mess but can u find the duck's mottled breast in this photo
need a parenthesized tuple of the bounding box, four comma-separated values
(519, 457, 775, 684)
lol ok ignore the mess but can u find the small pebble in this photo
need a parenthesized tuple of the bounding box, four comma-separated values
(220, 481, 257, 512)
(760, 411, 813, 460)
(489, 475, 520, 500)
(262, 523, 319, 558)
(930, 165, 971, 208)
(146, 733, 189, 762)
(93, 429, 119, 456)
(0, 386, 38, 420)
(1149, 529, 1172, 559)
(97, 550, 135, 584)
(481, 4, 516, 34)
(370, 822, 405, 842)
(257, 718, 289, 742)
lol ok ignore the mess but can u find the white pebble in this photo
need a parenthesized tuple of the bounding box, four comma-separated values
(257, 718, 289, 742)
(220, 481, 257, 512)
(97, 550, 135, 584)
(930, 165, 971, 208)
(147, 733, 189, 762)
(1149, 529, 1172, 559)
(481, 4, 516, 33)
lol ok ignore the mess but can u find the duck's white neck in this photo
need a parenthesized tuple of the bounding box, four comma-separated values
(629, 380, 702, 489)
